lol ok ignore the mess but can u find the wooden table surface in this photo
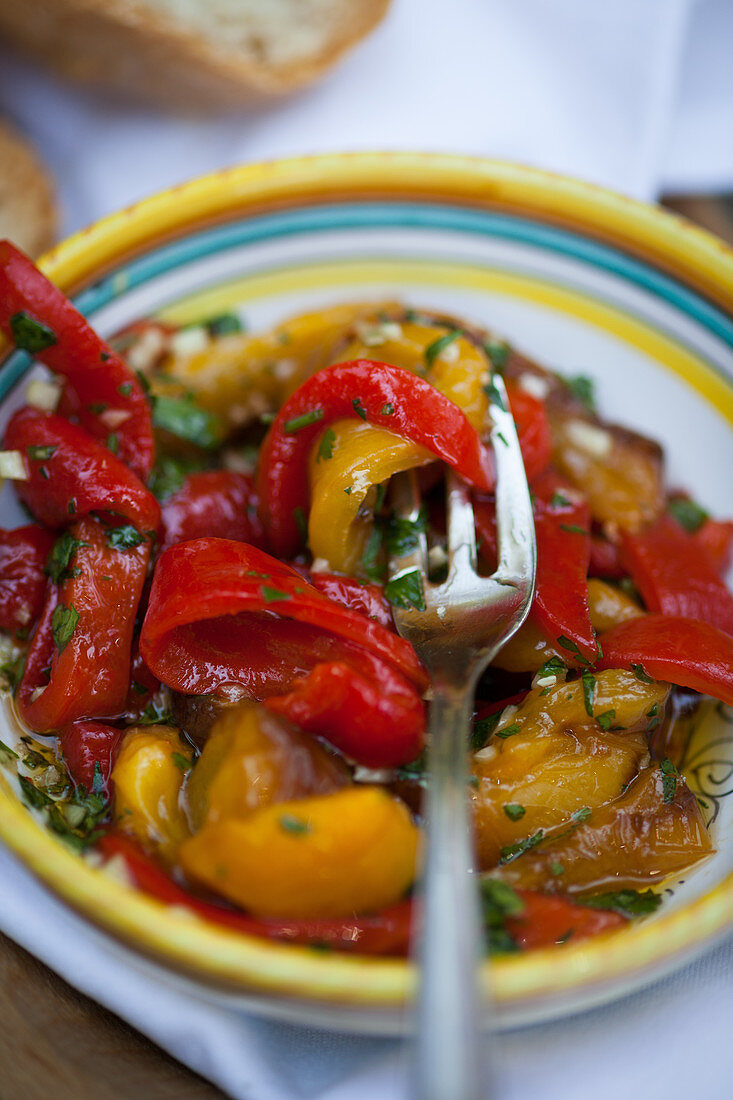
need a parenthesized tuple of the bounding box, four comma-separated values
(0, 194, 731, 1100)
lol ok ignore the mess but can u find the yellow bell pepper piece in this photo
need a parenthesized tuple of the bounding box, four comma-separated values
(179, 787, 419, 919)
(158, 302, 395, 430)
(308, 418, 433, 574)
(186, 704, 348, 830)
(491, 618, 560, 673)
(587, 578, 644, 633)
(112, 725, 193, 860)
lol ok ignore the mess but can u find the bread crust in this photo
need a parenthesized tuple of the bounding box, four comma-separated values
(0, 120, 56, 258)
(0, 0, 391, 111)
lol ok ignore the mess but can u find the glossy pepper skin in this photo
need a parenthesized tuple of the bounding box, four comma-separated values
(160, 470, 265, 552)
(57, 720, 123, 800)
(507, 890, 625, 949)
(4, 407, 160, 534)
(0, 525, 54, 634)
(257, 359, 494, 558)
(140, 539, 427, 766)
(597, 614, 733, 706)
(621, 515, 733, 637)
(0, 240, 154, 481)
(309, 573, 394, 630)
(99, 833, 414, 956)
(502, 382, 552, 483)
(18, 516, 151, 732)
(475, 473, 596, 665)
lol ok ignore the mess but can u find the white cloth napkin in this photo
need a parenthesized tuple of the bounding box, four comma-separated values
(1, 1, 733, 1096)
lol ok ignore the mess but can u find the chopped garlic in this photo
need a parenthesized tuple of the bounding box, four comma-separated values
(273, 358, 297, 382)
(565, 419, 612, 458)
(310, 557, 330, 573)
(0, 450, 28, 480)
(354, 320, 403, 346)
(126, 325, 168, 372)
(100, 854, 134, 888)
(428, 544, 448, 571)
(26, 377, 61, 412)
(169, 326, 209, 358)
(474, 745, 497, 763)
(436, 339, 460, 363)
(100, 408, 132, 429)
(29, 686, 46, 703)
(533, 674, 558, 689)
(496, 704, 518, 730)
(519, 373, 550, 400)
(353, 766, 395, 783)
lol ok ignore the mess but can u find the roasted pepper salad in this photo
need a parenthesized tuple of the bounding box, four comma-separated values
(0, 239, 732, 957)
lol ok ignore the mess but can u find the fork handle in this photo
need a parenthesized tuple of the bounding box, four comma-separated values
(412, 684, 490, 1100)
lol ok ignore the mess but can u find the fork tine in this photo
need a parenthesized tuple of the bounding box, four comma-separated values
(445, 469, 478, 575)
(387, 469, 429, 579)
(487, 373, 536, 588)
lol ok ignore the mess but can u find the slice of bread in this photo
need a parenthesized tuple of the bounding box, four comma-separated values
(0, 0, 391, 111)
(0, 121, 56, 258)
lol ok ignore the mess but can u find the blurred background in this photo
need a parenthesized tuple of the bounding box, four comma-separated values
(0, 1, 732, 1096)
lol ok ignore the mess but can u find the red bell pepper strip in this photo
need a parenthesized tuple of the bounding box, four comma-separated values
(504, 381, 553, 483)
(142, 539, 426, 690)
(123, 642, 159, 715)
(694, 519, 733, 577)
(507, 890, 625, 950)
(621, 515, 733, 637)
(140, 539, 427, 766)
(18, 516, 152, 732)
(309, 573, 394, 630)
(99, 833, 414, 956)
(58, 720, 123, 800)
(597, 614, 733, 706)
(160, 470, 265, 552)
(0, 524, 54, 634)
(475, 473, 597, 664)
(0, 240, 154, 480)
(257, 360, 494, 557)
(588, 534, 625, 580)
(4, 407, 160, 534)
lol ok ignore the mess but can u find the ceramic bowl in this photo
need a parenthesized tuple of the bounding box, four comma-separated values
(0, 154, 731, 1032)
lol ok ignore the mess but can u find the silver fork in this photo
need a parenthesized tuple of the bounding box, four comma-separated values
(387, 374, 536, 1100)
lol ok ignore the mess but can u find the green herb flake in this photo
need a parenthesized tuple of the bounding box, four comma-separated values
(0, 656, 25, 694)
(496, 723, 521, 740)
(171, 752, 191, 773)
(361, 525, 385, 581)
(394, 753, 428, 789)
(106, 433, 119, 456)
(26, 444, 56, 462)
(87, 402, 108, 415)
(482, 375, 506, 410)
(351, 397, 368, 420)
(582, 888, 661, 919)
(536, 656, 567, 681)
(560, 523, 588, 536)
(138, 698, 174, 725)
(565, 374, 596, 413)
(384, 569, 426, 612)
(660, 757, 679, 803)
(481, 877, 524, 954)
(630, 662, 654, 684)
(46, 530, 89, 584)
(317, 427, 337, 462)
(51, 603, 79, 654)
(117, 382, 133, 397)
(279, 813, 311, 836)
(499, 830, 545, 865)
(293, 506, 308, 544)
(135, 369, 151, 395)
(106, 525, 146, 551)
(67, 499, 77, 515)
(596, 709, 616, 731)
(550, 491, 571, 509)
(424, 330, 460, 367)
(283, 408, 324, 434)
(261, 585, 289, 602)
(484, 340, 511, 372)
(344, 486, 352, 495)
(380, 403, 395, 416)
(550, 861, 565, 876)
(581, 670, 596, 718)
(207, 312, 244, 337)
(384, 506, 428, 557)
(149, 454, 208, 501)
(132, 680, 149, 696)
(10, 311, 57, 353)
(557, 634, 591, 666)
(571, 806, 592, 824)
(471, 711, 502, 751)
(152, 394, 223, 449)
(503, 803, 526, 821)
(668, 496, 708, 533)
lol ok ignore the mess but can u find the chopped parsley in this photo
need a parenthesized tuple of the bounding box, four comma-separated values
(148, 454, 208, 500)
(171, 752, 192, 773)
(384, 569, 426, 612)
(581, 670, 596, 718)
(27, 444, 57, 462)
(384, 506, 428, 557)
(106, 433, 119, 455)
(138, 697, 174, 725)
(660, 757, 679, 803)
(596, 709, 616, 731)
(283, 408, 324, 434)
(152, 393, 222, 449)
(361, 525, 385, 581)
(46, 530, 88, 584)
(206, 312, 244, 337)
(351, 397, 368, 420)
(550, 861, 565, 876)
(564, 374, 596, 413)
(481, 878, 523, 953)
(424, 330, 460, 367)
(503, 803, 526, 821)
(570, 806, 592, 824)
(0, 656, 25, 694)
(106, 524, 147, 551)
(380, 403, 395, 416)
(482, 375, 506, 410)
(261, 585, 289, 602)
(317, 427, 337, 462)
(51, 603, 79, 654)
(117, 382, 133, 397)
(10, 311, 57, 353)
(559, 523, 588, 536)
(556, 635, 592, 665)
(536, 656, 567, 681)
(472, 711, 502, 751)
(630, 662, 654, 684)
(581, 888, 661, 919)
(550, 491, 571, 509)
(484, 340, 511, 371)
(496, 723, 521, 740)
(293, 506, 308, 544)
(279, 813, 311, 835)
(499, 830, 544, 865)
(668, 496, 708, 533)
